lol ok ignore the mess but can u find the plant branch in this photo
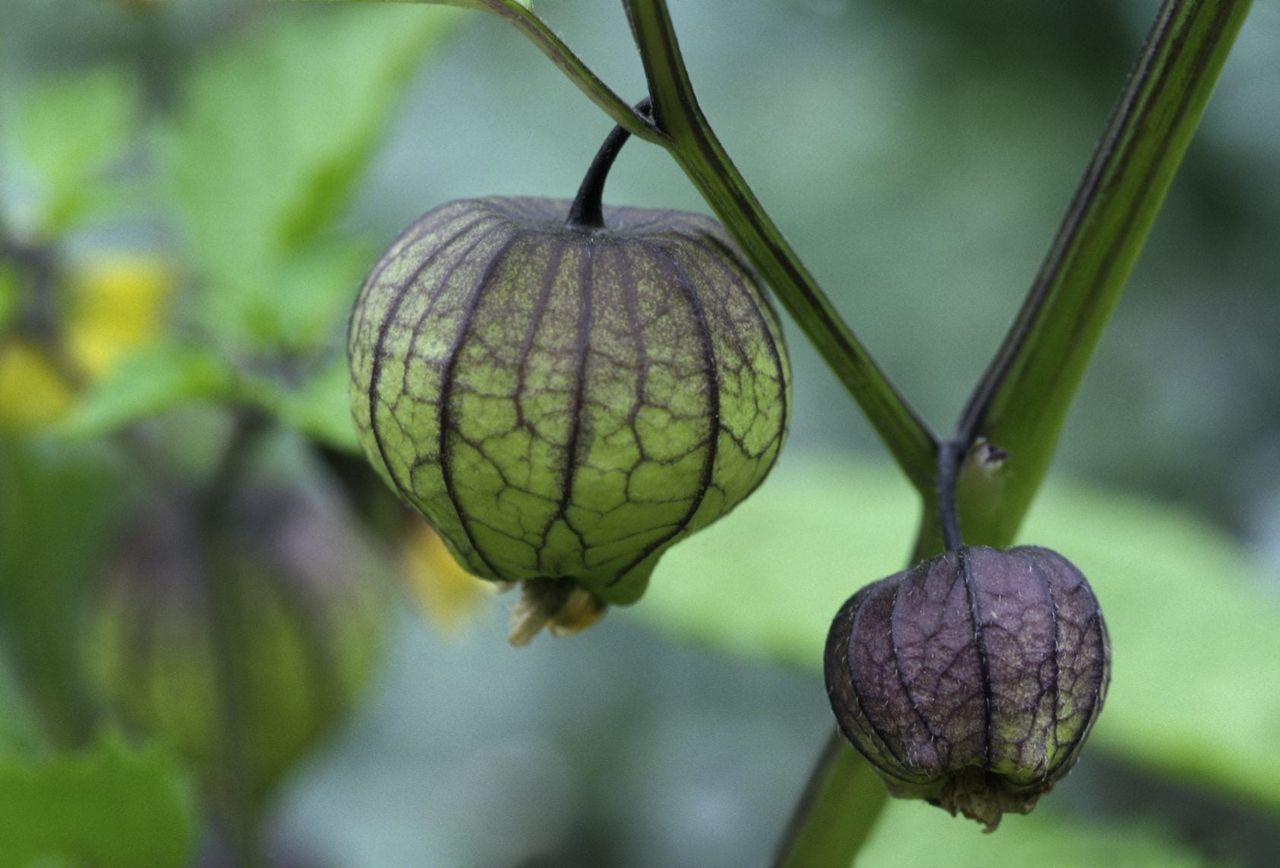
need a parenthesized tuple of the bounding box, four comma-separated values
(778, 0, 1251, 863)
(385, 0, 939, 490)
(951, 0, 1252, 547)
(621, 0, 938, 494)
(338, 0, 1247, 863)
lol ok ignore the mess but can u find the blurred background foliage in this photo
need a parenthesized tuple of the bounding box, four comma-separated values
(0, 0, 1276, 865)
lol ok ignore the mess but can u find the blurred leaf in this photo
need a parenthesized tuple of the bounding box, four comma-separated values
(63, 330, 361, 451)
(637, 455, 1280, 812)
(15, 67, 139, 234)
(861, 800, 1198, 867)
(0, 438, 133, 744)
(246, 353, 359, 452)
(0, 651, 45, 758)
(0, 734, 195, 868)
(0, 263, 17, 329)
(228, 240, 371, 352)
(62, 341, 238, 439)
(168, 4, 464, 352)
(1033, 475, 1280, 813)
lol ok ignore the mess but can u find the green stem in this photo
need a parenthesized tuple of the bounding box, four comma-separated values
(935, 438, 966, 552)
(952, 0, 1253, 548)
(417, 0, 939, 490)
(388, 0, 1248, 863)
(621, 0, 938, 495)
(617, 0, 928, 857)
(778, 1, 1251, 864)
(772, 732, 887, 868)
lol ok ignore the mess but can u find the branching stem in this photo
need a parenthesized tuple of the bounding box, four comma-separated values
(368, 0, 1250, 864)
(621, 0, 939, 494)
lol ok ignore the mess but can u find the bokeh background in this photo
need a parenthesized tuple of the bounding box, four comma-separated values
(1, 0, 1277, 866)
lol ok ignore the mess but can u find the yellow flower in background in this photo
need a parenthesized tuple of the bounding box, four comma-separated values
(0, 339, 74, 433)
(402, 519, 494, 635)
(0, 251, 171, 434)
(65, 253, 172, 379)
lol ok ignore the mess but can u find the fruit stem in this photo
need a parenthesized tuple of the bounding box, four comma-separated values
(935, 437, 965, 552)
(566, 98, 653, 230)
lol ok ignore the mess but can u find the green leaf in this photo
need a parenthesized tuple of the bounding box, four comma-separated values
(0, 438, 134, 744)
(215, 240, 373, 352)
(245, 353, 360, 452)
(56, 276, 363, 450)
(0, 262, 17, 330)
(1031, 476, 1280, 810)
(0, 735, 196, 868)
(61, 341, 238, 439)
(168, 3, 464, 352)
(861, 801, 1198, 867)
(0, 651, 45, 758)
(15, 66, 140, 234)
(636, 455, 1280, 812)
